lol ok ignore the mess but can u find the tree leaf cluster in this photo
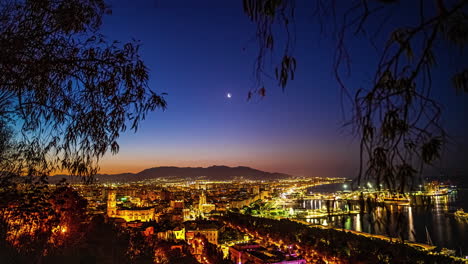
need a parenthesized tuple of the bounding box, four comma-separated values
(0, 0, 167, 180)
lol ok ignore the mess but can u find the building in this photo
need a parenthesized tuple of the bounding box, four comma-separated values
(183, 208, 193, 221)
(170, 200, 185, 209)
(198, 191, 216, 215)
(107, 190, 155, 222)
(173, 226, 185, 240)
(200, 203, 216, 214)
(229, 191, 270, 209)
(229, 243, 306, 264)
(199, 191, 207, 208)
(251, 186, 260, 195)
(107, 190, 118, 217)
(184, 220, 224, 245)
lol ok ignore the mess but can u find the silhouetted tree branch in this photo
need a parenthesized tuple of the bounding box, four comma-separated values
(0, 0, 167, 181)
(243, 0, 468, 192)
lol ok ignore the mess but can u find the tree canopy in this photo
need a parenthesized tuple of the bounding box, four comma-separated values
(0, 0, 166, 181)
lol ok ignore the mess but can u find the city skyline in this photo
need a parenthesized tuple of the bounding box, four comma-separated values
(1, 0, 467, 262)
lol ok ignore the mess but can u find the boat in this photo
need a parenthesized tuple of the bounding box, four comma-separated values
(424, 181, 454, 196)
(383, 195, 410, 205)
(454, 209, 468, 223)
(431, 187, 451, 196)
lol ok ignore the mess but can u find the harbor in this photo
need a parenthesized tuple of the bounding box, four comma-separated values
(247, 181, 468, 258)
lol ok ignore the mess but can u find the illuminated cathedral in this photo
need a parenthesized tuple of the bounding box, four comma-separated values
(198, 191, 215, 215)
(107, 190, 155, 222)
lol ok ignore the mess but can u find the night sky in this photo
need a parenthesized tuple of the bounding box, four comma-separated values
(97, 0, 468, 177)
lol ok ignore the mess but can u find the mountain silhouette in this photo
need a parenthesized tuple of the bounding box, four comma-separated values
(49, 165, 292, 183)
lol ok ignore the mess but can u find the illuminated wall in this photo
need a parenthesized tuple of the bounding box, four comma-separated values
(107, 189, 155, 222)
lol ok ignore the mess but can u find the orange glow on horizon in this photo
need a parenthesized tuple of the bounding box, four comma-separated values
(51, 150, 357, 178)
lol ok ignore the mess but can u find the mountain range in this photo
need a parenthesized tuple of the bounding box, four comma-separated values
(49, 165, 293, 183)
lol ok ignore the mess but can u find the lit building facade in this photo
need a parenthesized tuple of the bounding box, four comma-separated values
(184, 220, 224, 245)
(198, 191, 216, 215)
(107, 190, 155, 222)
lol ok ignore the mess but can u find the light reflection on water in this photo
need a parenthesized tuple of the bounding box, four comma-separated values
(294, 188, 468, 256)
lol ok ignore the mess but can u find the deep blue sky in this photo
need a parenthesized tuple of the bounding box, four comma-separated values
(98, 0, 468, 177)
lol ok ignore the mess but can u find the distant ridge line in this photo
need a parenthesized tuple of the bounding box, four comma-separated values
(49, 165, 293, 183)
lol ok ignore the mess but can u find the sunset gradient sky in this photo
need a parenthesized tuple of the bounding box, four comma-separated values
(96, 0, 468, 177)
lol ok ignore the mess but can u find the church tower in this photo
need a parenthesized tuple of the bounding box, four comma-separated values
(199, 191, 206, 211)
(107, 189, 117, 217)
